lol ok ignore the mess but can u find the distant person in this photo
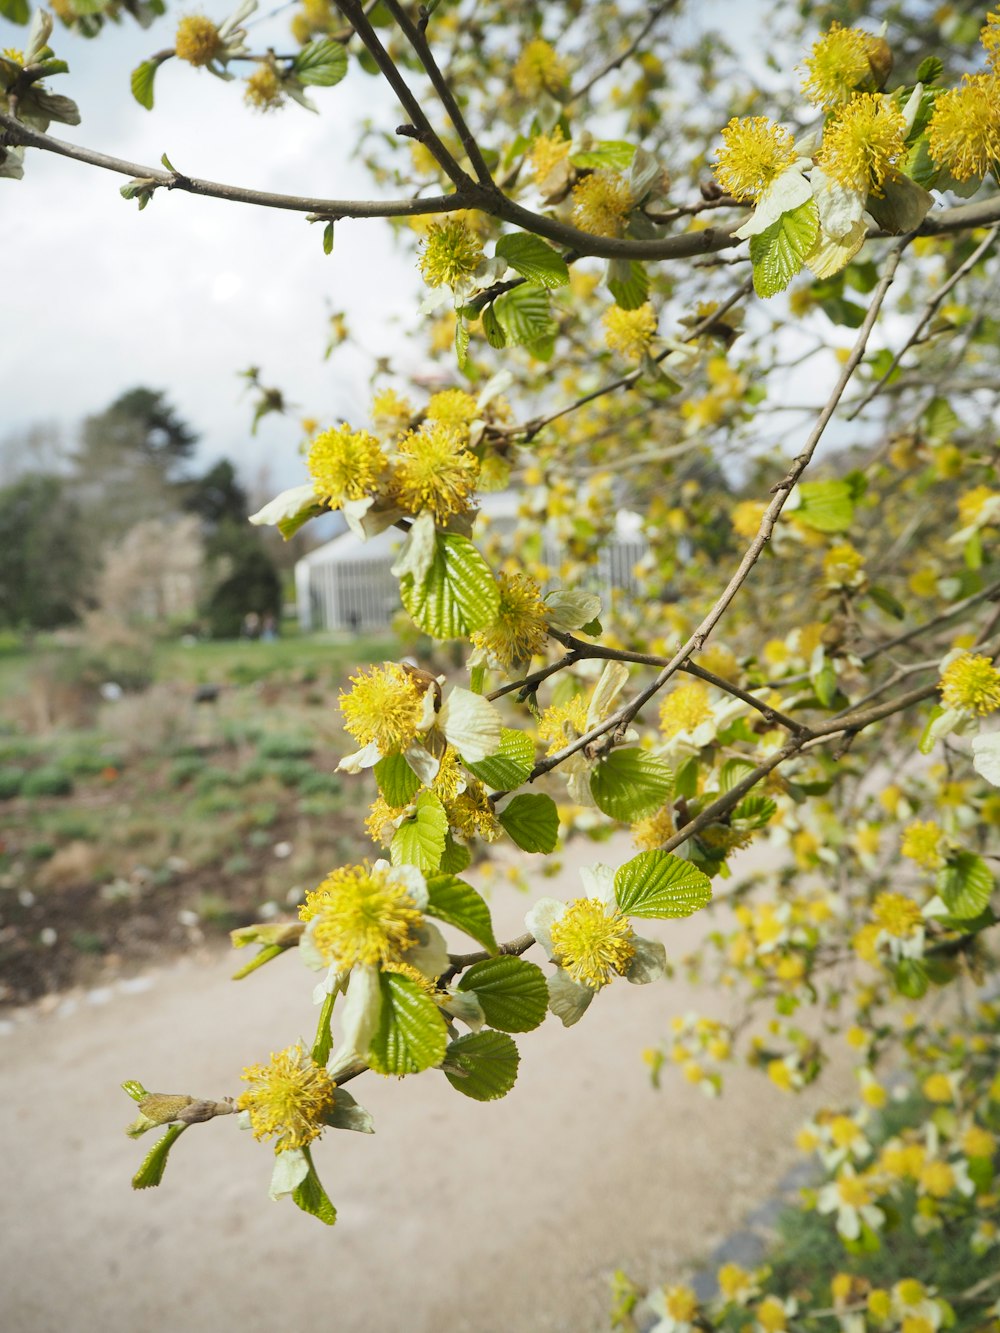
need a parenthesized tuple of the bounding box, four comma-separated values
(261, 612, 277, 642)
(241, 611, 260, 640)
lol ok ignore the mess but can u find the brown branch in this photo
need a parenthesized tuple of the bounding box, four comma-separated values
(565, 0, 680, 104)
(382, 0, 494, 186)
(523, 238, 911, 784)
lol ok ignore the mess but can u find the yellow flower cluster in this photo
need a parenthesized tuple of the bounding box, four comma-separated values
(446, 780, 503, 843)
(470, 571, 549, 669)
(958, 485, 999, 527)
(823, 542, 866, 590)
(238, 1043, 334, 1151)
(175, 15, 222, 66)
(800, 21, 882, 108)
(927, 73, 1000, 181)
(631, 803, 674, 851)
(816, 93, 905, 195)
(571, 171, 633, 237)
(512, 38, 569, 97)
(244, 63, 285, 112)
(370, 389, 413, 436)
(537, 695, 588, 754)
(549, 897, 636, 989)
(872, 892, 923, 939)
(900, 820, 944, 870)
(602, 302, 657, 360)
(308, 425, 387, 508)
(714, 117, 797, 202)
(731, 499, 767, 539)
(529, 127, 572, 186)
(417, 218, 484, 288)
(939, 651, 1000, 715)
(659, 680, 712, 738)
(391, 424, 480, 523)
(425, 388, 479, 433)
(339, 662, 424, 753)
(300, 862, 424, 968)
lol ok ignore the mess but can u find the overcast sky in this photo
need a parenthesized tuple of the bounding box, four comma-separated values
(2, 3, 424, 491)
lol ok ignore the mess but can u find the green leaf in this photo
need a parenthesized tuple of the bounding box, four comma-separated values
(322, 221, 334, 255)
(457, 956, 548, 1032)
(482, 302, 506, 348)
(590, 748, 672, 821)
(792, 479, 855, 533)
(399, 531, 499, 640)
(390, 790, 447, 872)
(495, 233, 569, 287)
(444, 1031, 520, 1101)
(292, 38, 348, 86)
(132, 1124, 187, 1190)
(812, 658, 839, 708)
(606, 258, 649, 310)
(570, 140, 635, 170)
(748, 198, 820, 298)
(921, 395, 960, 445)
(915, 55, 943, 84)
(731, 793, 776, 829)
(614, 850, 712, 919)
(493, 284, 556, 347)
(464, 728, 534, 790)
(122, 1079, 147, 1102)
(674, 756, 699, 799)
(0, 0, 30, 22)
(937, 852, 995, 921)
(894, 957, 929, 999)
(426, 874, 498, 954)
(368, 972, 448, 1075)
(130, 59, 159, 110)
(311, 989, 335, 1066)
(375, 752, 421, 807)
(498, 793, 558, 852)
(455, 317, 470, 369)
(292, 1147, 337, 1225)
(439, 835, 472, 875)
(868, 585, 905, 620)
(719, 758, 756, 793)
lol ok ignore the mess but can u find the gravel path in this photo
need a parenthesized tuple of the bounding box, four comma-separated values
(1, 840, 850, 1332)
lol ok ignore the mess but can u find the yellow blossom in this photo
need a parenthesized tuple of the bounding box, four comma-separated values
(958, 485, 1000, 527)
(792, 830, 820, 869)
(370, 389, 413, 435)
(714, 117, 797, 202)
(391, 424, 480, 522)
(983, 794, 1000, 827)
(512, 38, 569, 97)
(901, 1319, 935, 1333)
(663, 1285, 699, 1322)
(308, 424, 387, 508)
(919, 1160, 955, 1198)
(816, 93, 906, 195)
(927, 73, 1000, 182)
(603, 302, 657, 360)
(823, 542, 866, 590)
(732, 499, 767, 539)
(529, 127, 572, 186)
(659, 680, 713, 738)
(872, 892, 923, 939)
(900, 820, 944, 870)
(175, 14, 222, 66)
(571, 171, 633, 237)
(767, 1059, 796, 1092)
(718, 1263, 754, 1303)
(696, 644, 739, 681)
(983, 12, 1000, 66)
(300, 862, 424, 968)
(431, 748, 465, 803)
(632, 804, 675, 851)
(963, 1125, 995, 1158)
(538, 695, 588, 754)
(339, 662, 424, 753)
(417, 218, 484, 288)
(939, 651, 1000, 714)
(365, 795, 405, 845)
(446, 779, 502, 843)
(868, 1290, 892, 1322)
(244, 62, 285, 112)
(757, 1296, 789, 1332)
(549, 897, 636, 989)
(801, 22, 882, 108)
(238, 1043, 334, 1151)
(923, 1072, 955, 1103)
(471, 572, 549, 669)
(426, 388, 479, 433)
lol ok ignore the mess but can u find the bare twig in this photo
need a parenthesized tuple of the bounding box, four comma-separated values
(565, 0, 679, 104)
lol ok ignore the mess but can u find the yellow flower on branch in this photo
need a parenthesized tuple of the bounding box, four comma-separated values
(900, 820, 944, 870)
(571, 171, 633, 236)
(425, 388, 479, 433)
(307, 425, 387, 508)
(300, 861, 424, 969)
(471, 571, 549, 669)
(391, 423, 480, 522)
(175, 15, 222, 66)
(339, 662, 425, 753)
(800, 22, 882, 108)
(714, 117, 797, 202)
(238, 1043, 334, 1151)
(816, 93, 906, 195)
(939, 652, 1000, 715)
(529, 127, 572, 186)
(417, 218, 484, 288)
(926, 74, 1000, 182)
(512, 38, 569, 97)
(603, 302, 657, 360)
(548, 896, 636, 990)
(244, 62, 285, 113)
(659, 680, 713, 738)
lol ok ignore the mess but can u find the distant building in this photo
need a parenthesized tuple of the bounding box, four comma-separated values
(294, 493, 648, 632)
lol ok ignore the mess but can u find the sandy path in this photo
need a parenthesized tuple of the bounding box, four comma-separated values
(1, 840, 849, 1333)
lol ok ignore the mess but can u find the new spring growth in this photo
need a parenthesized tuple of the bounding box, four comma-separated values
(122, 1081, 235, 1137)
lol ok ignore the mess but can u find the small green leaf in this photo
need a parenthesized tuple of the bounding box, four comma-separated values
(894, 957, 929, 999)
(614, 850, 712, 919)
(130, 59, 159, 110)
(792, 478, 855, 533)
(464, 728, 534, 790)
(390, 790, 447, 873)
(292, 1147, 337, 1225)
(368, 972, 448, 1075)
(915, 55, 943, 84)
(493, 284, 556, 347)
(122, 1080, 147, 1102)
(311, 989, 335, 1066)
(454, 316, 470, 368)
(482, 302, 506, 348)
(439, 835, 472, 874)
(749, 198, 820, 298)
(426, 874, 498, 954)
(0, 0, 30, 22)
(937, 852, 995, 921)
(812, 659, 839, 708)
(292, 37, 348, 86)
(132, 1124, 187, 1190)
(674, 756, 699, 799)
(868, 585, 905, 620)
(590, 748, 672, 821)
(323, 221, 334, 255)
(457, 956, 548, 1032)
(498, 793, 558, 852)
(444, 1031, 520, 1101)
(606, 258, 649, 310)
(495, 232, 569, 287)
(399, 531, 499, 640)
(375, 752, 421, 807)
(570, 140, 635, 170)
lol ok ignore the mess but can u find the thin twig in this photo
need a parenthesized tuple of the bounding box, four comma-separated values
(565, 0, 679, 104)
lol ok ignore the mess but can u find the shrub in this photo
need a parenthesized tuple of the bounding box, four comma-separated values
(22, 767, 74, 798)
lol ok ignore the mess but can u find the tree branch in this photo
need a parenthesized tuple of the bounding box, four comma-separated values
(565, 0, 680, 104)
